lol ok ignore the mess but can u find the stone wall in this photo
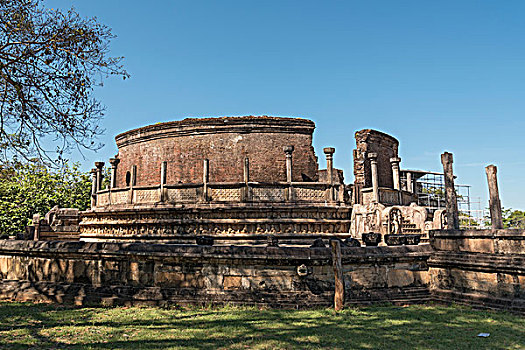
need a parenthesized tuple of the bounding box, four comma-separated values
(114, 116, 319, 186)
(0, 240, 431, 307)
(429, 229, 525, 313)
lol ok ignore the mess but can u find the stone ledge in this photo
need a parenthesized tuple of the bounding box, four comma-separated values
(429, 251, 525, 274)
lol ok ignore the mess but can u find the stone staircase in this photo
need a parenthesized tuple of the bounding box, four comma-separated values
(401, 219, 421, 234)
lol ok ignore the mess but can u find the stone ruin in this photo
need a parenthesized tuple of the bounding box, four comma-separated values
(0, 115, 522, 313)
(33, 116, 447, 244)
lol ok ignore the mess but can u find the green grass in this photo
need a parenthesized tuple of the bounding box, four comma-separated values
(0, 302, 523, 349)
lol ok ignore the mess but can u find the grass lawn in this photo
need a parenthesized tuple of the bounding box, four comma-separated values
(0, 302, 523, 349)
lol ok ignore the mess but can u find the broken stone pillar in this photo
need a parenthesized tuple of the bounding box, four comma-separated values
(95, 162, 105, 191)
(406, 171, 413, 193)
(441, 152, 460, 230)
(390, 157, 401, 190)
(324, 147, 335, 201)
(283, 146, 294, 183)
(368, 152, 379, 203)
(90, 168, 97, 208)
(485, 165, 503, 229)
(109, 158, 120, 189)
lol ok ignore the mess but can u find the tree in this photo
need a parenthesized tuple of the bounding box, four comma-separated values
(0, 160, 91, 237)
(484, 207, 525, 229)
(0, 0, 128, 164)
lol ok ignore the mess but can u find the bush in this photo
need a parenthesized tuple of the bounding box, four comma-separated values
(0, 162, 91, 237)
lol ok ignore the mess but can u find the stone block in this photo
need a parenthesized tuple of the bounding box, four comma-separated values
(223, 276, 242, 290)
(387, 269, 415, 287)
(347, 266, 387, 288)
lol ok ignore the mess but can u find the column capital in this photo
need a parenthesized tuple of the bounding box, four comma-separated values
(94, 161, 105, 169)
(109, 158, 120, 167)
(367, 152, 378, 160)
(390, 157, 401, 164)
(323, 147, 335, 155)
(283, 145, 294, 155)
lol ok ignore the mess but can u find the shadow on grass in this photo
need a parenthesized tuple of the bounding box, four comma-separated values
(0, 302, 523, 350)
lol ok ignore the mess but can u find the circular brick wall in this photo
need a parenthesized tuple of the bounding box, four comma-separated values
(114, 116, 319, 187)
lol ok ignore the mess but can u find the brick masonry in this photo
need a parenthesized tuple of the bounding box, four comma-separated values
(353, 129, 399, 204)
(114, 116, 319, 187)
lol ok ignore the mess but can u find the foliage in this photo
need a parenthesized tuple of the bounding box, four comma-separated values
(0, 302, 523, 349)
(0, 161, 90, 237)
(485, 207, 525, 229)
(0, 0, 128, 164)
(502, 208, 525, 229)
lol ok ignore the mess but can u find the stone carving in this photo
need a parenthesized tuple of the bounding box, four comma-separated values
(210, 188, 242, 202)
(134, 189, 160, 203)
(110, 191, 128, 205)
(252, 187, 285, 202)
(166, 188, 198, 202)
(295, 186, 326, 201)
(97, 192, 110, 206)
(388, 208, 403, 234)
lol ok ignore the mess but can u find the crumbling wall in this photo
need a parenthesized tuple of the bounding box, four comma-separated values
(429, 229, 525, 313)
(0, 240, 431, 308)
(353, 129, 399, 204)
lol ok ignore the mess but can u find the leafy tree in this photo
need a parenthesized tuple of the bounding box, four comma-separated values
(0, 160, 91, 237)
(0, 0, 128, 164)
(484, 207, 525, 229)
(502, 208, 525, 229)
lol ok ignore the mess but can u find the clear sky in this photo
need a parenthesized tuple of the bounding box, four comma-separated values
(47, 0, 525, 210)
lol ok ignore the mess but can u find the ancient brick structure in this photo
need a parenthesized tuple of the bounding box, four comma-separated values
(4, 116, 523, 313)
(353, 129, 400, 204)
(115, 116, 319, 186)
(82, 116, 350, 242)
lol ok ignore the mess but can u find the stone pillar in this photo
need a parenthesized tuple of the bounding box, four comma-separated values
(324, 147, 335, 201)
(390, 157, 401, 190)
(202, 159, 209, 201)
(485, 165, 503, 229)
(283, 146, 294, 183)
(95, 162, 105, 191)
(161, 161, 167, 185)
(243, 157, 250, 183)
(128, 165, 137, 204)
(160, 161, 167, 202)
(90, 168, 97, 208)
(131, 165, 137, 187)
(441, 152, 460, 230)
(109, 158, 120, 189)
(32, 214, 41, 241)
(368, 152, 379, 203)
(406, 172, 413, 193)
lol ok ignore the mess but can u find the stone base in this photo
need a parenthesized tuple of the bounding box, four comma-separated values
(80, 203, 352, 242)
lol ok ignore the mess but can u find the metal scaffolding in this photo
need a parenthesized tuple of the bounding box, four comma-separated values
(401, 170, 488, 229)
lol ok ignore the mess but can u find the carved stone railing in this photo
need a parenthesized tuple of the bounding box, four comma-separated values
(93, 182, 347, 208)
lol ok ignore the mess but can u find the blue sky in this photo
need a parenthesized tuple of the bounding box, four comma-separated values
(47, 1, 525, 210)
